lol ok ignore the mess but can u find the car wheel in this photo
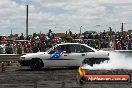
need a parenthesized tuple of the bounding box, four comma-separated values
(30, 59, 43, 71)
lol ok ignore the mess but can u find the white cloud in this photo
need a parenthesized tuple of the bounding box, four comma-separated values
(0, 0, 132, 35)
(100, 0, 132, 4)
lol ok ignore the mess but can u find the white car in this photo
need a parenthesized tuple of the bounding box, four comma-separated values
(19, 43, 109, 70)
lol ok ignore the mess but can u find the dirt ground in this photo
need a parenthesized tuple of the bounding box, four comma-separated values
(0, 67, 131, 88)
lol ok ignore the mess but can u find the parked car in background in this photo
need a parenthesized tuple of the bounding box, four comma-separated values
(82, 31, 97, 39)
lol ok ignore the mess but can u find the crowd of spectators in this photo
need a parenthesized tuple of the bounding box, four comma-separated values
(0, 29, 132, 54)
(73, 30, 132, 50)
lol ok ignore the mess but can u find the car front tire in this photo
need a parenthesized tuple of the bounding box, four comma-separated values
(30, 58, 43, 71)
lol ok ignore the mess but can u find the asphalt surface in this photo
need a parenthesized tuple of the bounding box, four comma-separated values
(0, 67, 132, 88)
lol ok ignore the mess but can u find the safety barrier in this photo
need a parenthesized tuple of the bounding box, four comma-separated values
(0, 50, 131, 62)
(0, 54, 22, 62)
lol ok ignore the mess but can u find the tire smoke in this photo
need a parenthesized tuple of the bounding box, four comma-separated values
(82, 52, 132, 70)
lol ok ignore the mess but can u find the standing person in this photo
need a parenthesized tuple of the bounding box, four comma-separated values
(13, 43, 17, 54)
(127, 39, 132, 50)
(20, 33, 25, 40)
(39, 42, 46, 52)
(47, 29, 53, 45)
(32, 44, 39, 53)
(17, 44, 22, 54)
(52, 34, 57, 45)
(115, 41, 122, 50)
(48, 29, 53, 40)
(1, 62, 5, 72)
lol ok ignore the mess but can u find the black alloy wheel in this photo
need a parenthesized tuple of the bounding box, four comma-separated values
(30, 59, 43, 71)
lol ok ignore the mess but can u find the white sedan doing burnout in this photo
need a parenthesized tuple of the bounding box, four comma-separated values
(19, 43, 110, 70)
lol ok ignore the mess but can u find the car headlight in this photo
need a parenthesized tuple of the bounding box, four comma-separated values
(20, 57, 25, 60)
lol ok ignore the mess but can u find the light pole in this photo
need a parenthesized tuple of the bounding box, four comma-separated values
(26, 5, 28, 39)
(80, 26, 82, 35)
(120, 23, 125, 35)
(8, 20, 13, 36)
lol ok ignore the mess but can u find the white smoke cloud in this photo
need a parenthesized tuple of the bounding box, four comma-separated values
(82, 52, 132, 70)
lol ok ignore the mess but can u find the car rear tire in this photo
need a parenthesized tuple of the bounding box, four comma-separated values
(30, 59, 43, 71)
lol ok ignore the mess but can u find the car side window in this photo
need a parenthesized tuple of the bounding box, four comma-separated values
(70, 45, 81, 53)
(76, 45, 81, 53)
(81, 45, 94, 53)
(70, 45, 76, 53)
(60, 45, 70, 53)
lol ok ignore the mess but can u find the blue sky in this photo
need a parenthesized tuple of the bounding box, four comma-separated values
(0, 0, 132, 36)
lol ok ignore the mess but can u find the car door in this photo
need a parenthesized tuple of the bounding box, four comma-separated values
(60, 44, 87, 66)
(45, 45, 65, 67)
(69, 44, 95, 66)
